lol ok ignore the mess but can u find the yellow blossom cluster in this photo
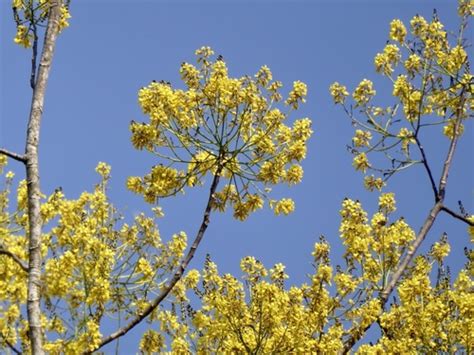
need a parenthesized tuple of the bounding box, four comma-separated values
(330, 1, 472, 189)
(0, 162, 193, 352)
(128, 47, 312, 219)
(360, 257, 474, 353)
(155, 194, 472, 353)
(12, 0, 71, 49)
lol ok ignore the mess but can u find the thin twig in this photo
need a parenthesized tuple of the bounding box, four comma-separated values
(30, 19, 39, 90)
(441, 205, 474, 226)
(89, 166, 223, 353)
(0, 244, 28, 272)
(414, 136, 438, 200)
(0, 148, 27, 163)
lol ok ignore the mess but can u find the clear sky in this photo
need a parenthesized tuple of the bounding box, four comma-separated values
(1, 0, 472, 352)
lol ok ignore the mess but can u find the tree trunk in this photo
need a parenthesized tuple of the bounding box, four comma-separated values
(25, 2, 61, 354)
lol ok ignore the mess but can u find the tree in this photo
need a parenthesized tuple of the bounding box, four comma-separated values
(1, 1, 312, 353)
(0, 1, 472, 354)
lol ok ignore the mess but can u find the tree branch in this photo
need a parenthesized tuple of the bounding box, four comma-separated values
(89, 166, 223, 353)
(0, 148, 26, 163)
(0, 244, 28, 272)
(441, 205, 474, 226)
(437, 89, 465, 201)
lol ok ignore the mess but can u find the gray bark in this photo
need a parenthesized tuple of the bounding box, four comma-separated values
(25, 2, 61, 354)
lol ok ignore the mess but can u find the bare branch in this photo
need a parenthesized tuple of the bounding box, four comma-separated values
(90, 166, 224, 353)
(0, 244, 28, 272)
(0, 148, 26, 163)
(1, 333, 22, 355)
(441, 205, 474, 226)
(30, 21, 39, 89)
(414, 136, 438, 201)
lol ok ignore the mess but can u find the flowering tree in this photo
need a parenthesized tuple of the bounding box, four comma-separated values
(1, 1, 311, 353)
(0, 0, 472, 354)
(149, 2, 474, 353)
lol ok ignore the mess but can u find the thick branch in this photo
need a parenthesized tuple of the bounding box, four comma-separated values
(0, 148, 26, 163)
(437, 89, 465, 201)
(25, 2, 62, 354)
(0, 244, 28, 272)
(441, 205, 474, 226)
(90, 167, 223, 353)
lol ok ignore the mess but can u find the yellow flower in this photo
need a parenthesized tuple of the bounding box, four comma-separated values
(139, 330, 164, 353)
(397, 127, 416, 152)
(410, 15, 428, 37)
(285, 81, 307, 109)
(58, 5, 72, 31)
(95, 162, 111, 178)
(364, 175, 384, 192)
(14, 25, 31, 48)
(12, 0, 24, 9)
(353, 79, 376, 106)
(379, 192, 396, 214)
(431, 241, 451, 263)
(273, 198, 295, 215)
(389, 19, 407, 43)
(285, 164, 303, 184)
(468, 216, 474, 242)
(352, 130, 372, 147)
(404, 54, 422, 76)
(330, 82, 349, 104)
(443, 118, 464, 139)
(352, 152, 371, 172)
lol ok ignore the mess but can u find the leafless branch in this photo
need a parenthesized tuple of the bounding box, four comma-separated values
(1, 333, 22, 355)
(89, 166, 223, 353)
(0, 148, 26, 163)
(0, 244, 28, 272)
(414, 136, 438, 200)
(30, 21, 39, 89)
(441, 205, 474, 226)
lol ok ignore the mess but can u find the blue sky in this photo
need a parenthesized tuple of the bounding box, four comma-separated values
(1, 0, 472, 352)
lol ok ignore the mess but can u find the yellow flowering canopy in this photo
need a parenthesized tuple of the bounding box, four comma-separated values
(128, 47, 313, 220)
(330, 0, 473, 187)
(0, 159, 192, 353)
(145, 195, 473, 354)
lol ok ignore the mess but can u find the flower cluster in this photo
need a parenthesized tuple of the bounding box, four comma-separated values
(0, 163, 193, 352)
(12, 0, 71, 48)
(153, 193, 472, 353)
(128, 47, 312, 219)
(330, 3, 472, 188)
